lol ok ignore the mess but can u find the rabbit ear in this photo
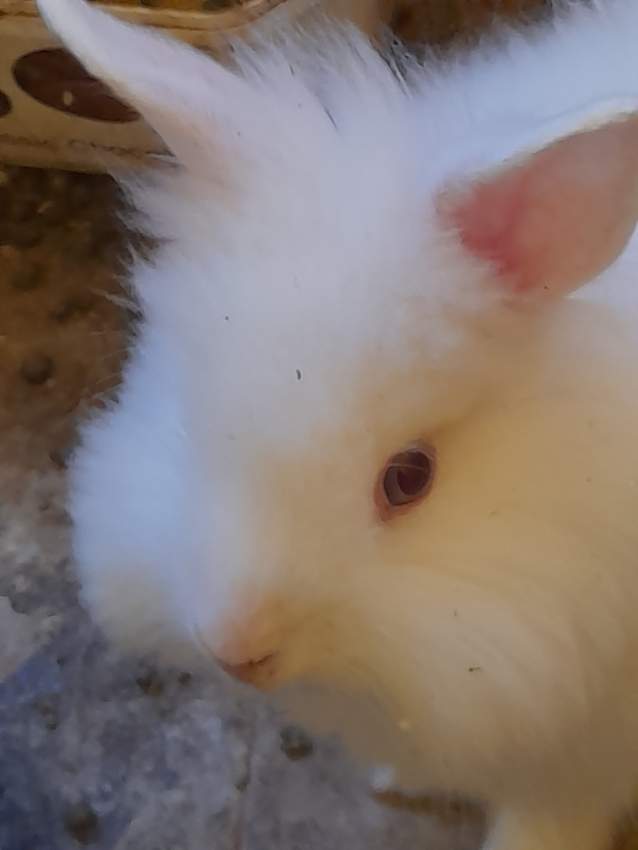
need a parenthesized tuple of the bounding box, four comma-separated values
(438, 101, 638, 299)
(37, 0, 256, 166)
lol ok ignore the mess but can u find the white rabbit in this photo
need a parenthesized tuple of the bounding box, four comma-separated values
(38, 0, 638, 847)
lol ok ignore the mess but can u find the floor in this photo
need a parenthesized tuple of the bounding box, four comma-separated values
(0, 164, 485, 850)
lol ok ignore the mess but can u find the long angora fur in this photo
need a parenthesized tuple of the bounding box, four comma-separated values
(37, 0, 638, 847)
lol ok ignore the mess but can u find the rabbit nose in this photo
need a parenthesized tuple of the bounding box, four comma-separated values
(198, 603, 283, 687)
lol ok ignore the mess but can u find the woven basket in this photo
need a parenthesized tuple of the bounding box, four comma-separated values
(390, 0, 549, 45)
(0, 0, 550, 171)
(0, 0, 324, 170)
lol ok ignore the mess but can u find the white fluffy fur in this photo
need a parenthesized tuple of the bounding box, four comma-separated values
(38, 0, 638, 847)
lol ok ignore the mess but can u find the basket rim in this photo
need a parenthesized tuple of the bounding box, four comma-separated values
(0, 0, 291, 32)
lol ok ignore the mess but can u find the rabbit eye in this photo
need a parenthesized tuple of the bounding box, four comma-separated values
(377, 445, 435, 518)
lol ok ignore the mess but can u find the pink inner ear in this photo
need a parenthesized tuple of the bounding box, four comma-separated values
(438, 113, 638, 301)
(442, 169, 535, 293)
(439, 152, 582, 297)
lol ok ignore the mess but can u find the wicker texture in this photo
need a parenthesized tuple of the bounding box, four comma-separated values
(95, 0, 234, 9)
(95, 0, 551, 32)
(391, 0, 550, 44)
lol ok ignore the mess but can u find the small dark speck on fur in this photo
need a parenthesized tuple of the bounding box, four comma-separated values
(324, 107, 337, 129)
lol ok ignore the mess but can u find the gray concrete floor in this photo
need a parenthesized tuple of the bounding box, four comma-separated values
(0, 165, 485, 850)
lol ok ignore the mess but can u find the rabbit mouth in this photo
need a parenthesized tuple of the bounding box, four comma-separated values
(218, 653, 279, 689)
(192, 626, 281, 689)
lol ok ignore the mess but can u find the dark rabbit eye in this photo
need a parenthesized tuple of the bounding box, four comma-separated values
(377, 444, 435, 519)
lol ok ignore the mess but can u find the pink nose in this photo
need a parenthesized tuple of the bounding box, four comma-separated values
(203, 604, 282, 688)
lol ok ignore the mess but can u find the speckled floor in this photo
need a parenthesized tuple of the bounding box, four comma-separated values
(0, 165, 486, 850)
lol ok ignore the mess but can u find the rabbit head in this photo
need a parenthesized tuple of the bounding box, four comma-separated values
(40, 0, 638, 796)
